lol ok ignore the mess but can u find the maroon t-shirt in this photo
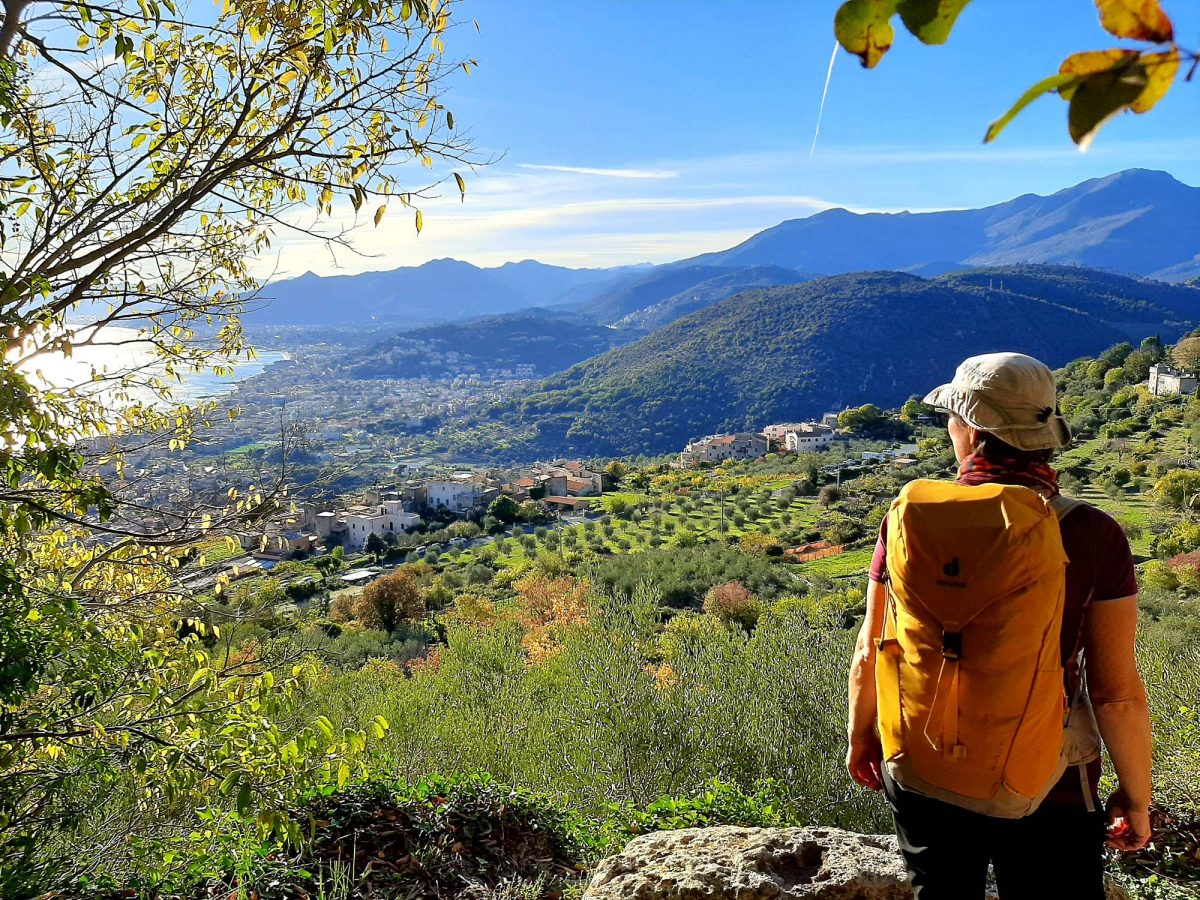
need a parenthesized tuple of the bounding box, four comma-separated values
(869, 496, 1137, 805)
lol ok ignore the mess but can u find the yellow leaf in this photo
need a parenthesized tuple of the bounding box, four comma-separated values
(1130, 48, 1178, 113)
(145, 90, 160, 104)
(1058, 48, 1139, 79)
(453, 172, 466, 201)
(414, 208, 423, 234)
(1094, 0, 1173, 43)
(374, 204, 386, 226)
(834, 0, 898, 69)
(77, 34, 91, 49)
(1057, 49, 1138, 101)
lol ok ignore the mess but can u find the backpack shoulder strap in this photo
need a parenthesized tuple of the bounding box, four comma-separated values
(1050, 493, 1085, 522)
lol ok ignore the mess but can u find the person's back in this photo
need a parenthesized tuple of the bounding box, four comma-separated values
(845, 352, 1152, 899)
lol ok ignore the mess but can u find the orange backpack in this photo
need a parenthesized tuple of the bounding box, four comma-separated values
(875, 479, 1096, 818)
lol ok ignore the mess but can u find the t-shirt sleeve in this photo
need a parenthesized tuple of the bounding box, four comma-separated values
(1091, 509, 1138, 602)
(869, 517, 888, 583)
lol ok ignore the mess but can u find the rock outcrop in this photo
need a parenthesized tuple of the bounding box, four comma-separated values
(582, 825, 1129, 900)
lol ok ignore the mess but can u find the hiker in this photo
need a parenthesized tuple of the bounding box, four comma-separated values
(845, 352, 1152, 899)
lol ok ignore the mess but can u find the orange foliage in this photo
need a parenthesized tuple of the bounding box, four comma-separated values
(514, 573, 589, 663)
(645, 662, 677, 691)
(407, 647, 443, 675)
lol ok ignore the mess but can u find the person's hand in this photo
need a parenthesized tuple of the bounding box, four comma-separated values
(1105, 788, 1151, 852)
(846, 733, 883, 791)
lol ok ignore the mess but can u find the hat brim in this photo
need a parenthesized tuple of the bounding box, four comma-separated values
(923, 384, 1071, 452)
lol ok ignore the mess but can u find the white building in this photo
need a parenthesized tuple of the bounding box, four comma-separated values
(344, 502, 420, 550)
(679, 432, 769, 467)
(427, 475, 489, 513)
(777, 422, 836, 452)
(1149, 364, 1199, 397)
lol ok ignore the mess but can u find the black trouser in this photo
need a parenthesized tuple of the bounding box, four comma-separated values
(882, 770, 1108, 899)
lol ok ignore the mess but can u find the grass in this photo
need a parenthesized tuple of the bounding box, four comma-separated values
(791, 545, 875, 579)
(225, 441, 269, 455)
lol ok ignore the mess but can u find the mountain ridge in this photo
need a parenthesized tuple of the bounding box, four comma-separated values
(476, 265, 1200, 459)
(249, 169, 1200, 327)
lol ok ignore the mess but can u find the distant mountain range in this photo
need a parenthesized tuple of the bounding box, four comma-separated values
(677, 169, 1200, 281)
(245, 259, 644, 326)
(479, 266, 1200, 458)
(252, 169, 1200, 327)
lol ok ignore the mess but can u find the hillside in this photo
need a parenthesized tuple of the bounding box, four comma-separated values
(682, 169, 1200, 281)
(937, 265, 1200, 336)
(573, 265, 739, 323)
(346, 310, 634, 380)
(483, 268, 1200, 457)
(613, 265, 809, 331)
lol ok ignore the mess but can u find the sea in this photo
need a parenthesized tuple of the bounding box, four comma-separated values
(17, 324, 289, 406)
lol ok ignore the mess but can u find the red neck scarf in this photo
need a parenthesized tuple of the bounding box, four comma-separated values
(957, 451, 1060, 497)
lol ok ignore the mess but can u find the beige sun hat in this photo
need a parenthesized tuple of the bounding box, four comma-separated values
(923, 352, 1072, 451)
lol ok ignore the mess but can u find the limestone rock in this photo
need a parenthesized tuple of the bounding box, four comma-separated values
(582, 825, 1131, 900)
(583, 826, 911, 899)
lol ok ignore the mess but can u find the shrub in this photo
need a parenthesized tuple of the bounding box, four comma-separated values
(703, 581, 761, 630)
(607, 779, 783, 844)
(1153, 470, 1200, 510)
(818, 485, 841, 507)
(352, 571, 426, 632)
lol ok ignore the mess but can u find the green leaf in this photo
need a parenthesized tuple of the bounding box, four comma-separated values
(453, 172, 466, 201)
(834, 0, 898, 69)
(984, 72, 1076, 143)
(236, 781, 253, 817)
(219, 771, 240, 795)
(1066, 63, 1146, 150)
(896, 0, 971, 45)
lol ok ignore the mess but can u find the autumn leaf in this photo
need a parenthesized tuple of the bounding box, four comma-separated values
(453, 171, 466, 201)
(835, 0, 898, 68)
(414, 208, 423, 234)
(1094, 0, 1173, 43)
(1058, 48, 1140, 93)
(1130, 48, 1179, 113)
(374, 205, 385, 226)
(896, 0, 972, 45)
(1060, 52, 1146, 149)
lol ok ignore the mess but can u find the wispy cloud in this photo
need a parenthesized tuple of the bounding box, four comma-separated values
(257, 140, 1200, 278)
(518, 163, 678, 179)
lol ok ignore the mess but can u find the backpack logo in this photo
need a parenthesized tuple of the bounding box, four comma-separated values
(937, 556, 966, 588)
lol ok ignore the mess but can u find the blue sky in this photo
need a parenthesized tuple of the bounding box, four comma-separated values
(272, 1, 1200, 276)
